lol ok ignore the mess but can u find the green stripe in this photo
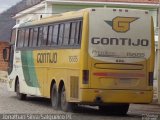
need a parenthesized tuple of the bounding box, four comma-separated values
(21, 51, 39, 87)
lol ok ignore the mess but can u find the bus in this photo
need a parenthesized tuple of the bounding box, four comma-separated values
(3, 8, 155, 115)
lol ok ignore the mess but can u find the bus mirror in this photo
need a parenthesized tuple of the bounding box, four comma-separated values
(3, 47, 9, 62)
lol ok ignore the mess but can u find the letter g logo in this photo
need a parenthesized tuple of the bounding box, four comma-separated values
(105, 17, 139, 33)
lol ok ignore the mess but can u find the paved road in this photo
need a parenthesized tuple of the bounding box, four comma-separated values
(0, 82, 160, 120)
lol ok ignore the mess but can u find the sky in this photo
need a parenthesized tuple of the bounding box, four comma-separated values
(0, 0, 21, 13)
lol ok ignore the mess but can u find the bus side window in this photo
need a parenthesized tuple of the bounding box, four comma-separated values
(17, 29, 25, 48)
(41, 26, 48, 46)
(29, 28, 34, 47)
(69, 22, 76, 46)
(21, 29, 25, 48)
(63, 23, 70, 46)
(32, 28, 39, 47)
(16, 30, 20, 47)
(38, 27, 43, 47)
(58, 24, 64, 46)
(52, 24, 59, 46)
(24, 29, 29, 47)
(75, 21, 82, 46)
(48, 26, 53, 45)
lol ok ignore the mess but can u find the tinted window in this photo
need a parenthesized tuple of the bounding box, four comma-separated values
(24, 29, 29, 47)
(21, 29, 25, 47)
(16, 19, 82, 49)
(75, 21, 82, 45)
(17, 29, 25, 48)
(32, 28, 39, 47)
(78, 21, 82, 45)
(29, 28, 34, 47)
(63, 23, 70, 45)
(41, 26, 48, 46)
(58, 24, 64, 46)
(17, 30, 20, 47)
(48, 26, 53, 45)
(69, 22, 76, 45)
(52, 25, 59, 45)
(38, 27, 43, 46)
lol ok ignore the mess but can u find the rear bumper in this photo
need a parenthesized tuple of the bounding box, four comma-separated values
(79, 89, 153, 104)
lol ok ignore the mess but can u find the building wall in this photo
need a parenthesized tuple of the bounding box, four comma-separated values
(0, 42, 9, 71)
(52, 4, 158, 28)
(17, 8, 46, 24)
(16, 1, 158, 28)
(52, 4, 101, 14)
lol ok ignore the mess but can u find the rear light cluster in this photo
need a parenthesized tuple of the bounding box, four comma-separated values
(83, 70, 89, 84)
(148, 72, 153, 86)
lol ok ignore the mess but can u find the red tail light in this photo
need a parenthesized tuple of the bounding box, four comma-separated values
(149, 72, 153, 86)
(83, 70, 89, 84)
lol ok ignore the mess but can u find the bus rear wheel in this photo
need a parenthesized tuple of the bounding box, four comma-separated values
(51, 84, 59, 109)
(99, 103, 129, 115)
(60, 85, 77, 112)
(15, 80, 27, 100)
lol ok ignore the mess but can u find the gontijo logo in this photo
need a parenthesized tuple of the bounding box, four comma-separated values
(105, 17, 139, 33)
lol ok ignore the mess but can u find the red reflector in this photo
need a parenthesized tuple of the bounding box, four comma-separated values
(93, 72, 145, 78)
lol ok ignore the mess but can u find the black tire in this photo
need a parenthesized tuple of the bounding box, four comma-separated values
(15, 80, 27, 100)
(51, 84, 59, 109)
(99, 104, 129, 115)
(60, 85, 77, 112)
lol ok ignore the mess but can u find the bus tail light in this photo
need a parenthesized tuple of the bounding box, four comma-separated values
(148, 72, 153, 86)
(83, 70, 89, 84)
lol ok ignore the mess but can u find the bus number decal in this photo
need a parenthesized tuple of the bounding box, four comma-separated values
(37, 52, 57, 63)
